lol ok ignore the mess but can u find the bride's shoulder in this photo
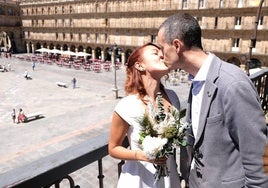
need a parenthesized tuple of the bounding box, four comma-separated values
(116, 94, 141, 108)
(120, 94, 139, 103)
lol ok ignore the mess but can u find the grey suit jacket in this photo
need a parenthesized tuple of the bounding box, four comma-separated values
(180, 54, 268, 188)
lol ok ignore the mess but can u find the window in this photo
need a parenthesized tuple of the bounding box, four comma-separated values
(55, 19, 58, 27)
(96, 3, 100, 12)
(237, 0, 243, 7)
(62, 6, 65, 14)
(86, 4, 90, 12)
(233, 38, 240, 47)
(259, 16, 264, 25)
(56, 33, 58, 40)
(151, 35, 156, 43)
(95, 33, 99, 43)
(79, 33, 82, 41)
(63, 33, 65, 40)
(235, 17, 241, 25)
(105, 34, 108, 43)
(199, 0, 205, 8)
(70, 33, 73, 41)
(219, 0, 224, 8)
(70, 6, 73, 13)
(55, 7, 57, 14)
(103, 18, 108, 27)
(70, 19, 73, 27)
(235, 17, 242, 29)
(231, 38, 240, 55)
(87, 34, 90, 42)
(258, 16, 264, 29)
(214, 17, 218, 29)
(182, 0, 188, 9)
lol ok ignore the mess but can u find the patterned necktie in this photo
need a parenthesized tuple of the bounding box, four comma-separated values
(192, 80, 205, 95)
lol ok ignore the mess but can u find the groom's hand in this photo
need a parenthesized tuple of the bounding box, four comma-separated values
(264, 143, 268, 175)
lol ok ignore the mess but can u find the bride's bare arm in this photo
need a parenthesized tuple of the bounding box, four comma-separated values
(108, 112, 148, 161)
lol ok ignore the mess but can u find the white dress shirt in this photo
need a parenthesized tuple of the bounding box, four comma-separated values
(191, 53, 212, 137)
(190, 53, 212, 169)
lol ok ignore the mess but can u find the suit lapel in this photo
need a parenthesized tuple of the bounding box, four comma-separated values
(194, 82, 217, 145)
(193, 54, 221, 146)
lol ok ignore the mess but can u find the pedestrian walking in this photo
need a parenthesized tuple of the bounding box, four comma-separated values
(72, 77, 76, 89)
(11, 109, 16, 123)
(32, 61, 35, 70)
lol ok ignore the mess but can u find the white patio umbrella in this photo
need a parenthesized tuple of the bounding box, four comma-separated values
(76, 52, 91, 57)
(50, 49, 62, 54)
(61, 50, 76, 56)
(35, 48, 50, 53)
(76, 51, 91, 61)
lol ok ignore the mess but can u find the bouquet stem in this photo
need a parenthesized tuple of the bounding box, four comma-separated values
(153, 163, 170, 187)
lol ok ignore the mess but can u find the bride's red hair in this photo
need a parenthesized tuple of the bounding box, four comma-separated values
(124, 42, 163, 99)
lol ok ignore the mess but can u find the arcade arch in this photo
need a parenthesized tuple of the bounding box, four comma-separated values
(0, 31, 12, 52)
(227, 56, 241, 67)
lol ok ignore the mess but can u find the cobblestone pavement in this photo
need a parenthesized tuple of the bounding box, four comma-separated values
(0, 55, 190, 188)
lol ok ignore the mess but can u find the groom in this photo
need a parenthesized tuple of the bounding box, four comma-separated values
(157, 13, 268, 187)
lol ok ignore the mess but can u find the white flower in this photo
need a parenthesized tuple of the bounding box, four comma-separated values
(137, 92, 190, 181)
(178, 120, 188, 133)
(142, 135, 168, 160)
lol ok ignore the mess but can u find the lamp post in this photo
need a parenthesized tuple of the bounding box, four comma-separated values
(246, 0, 264, 75)
(109, 43, 121, 99)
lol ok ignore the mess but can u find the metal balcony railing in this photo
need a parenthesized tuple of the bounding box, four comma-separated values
(249, 67, 268, 115)
(0, 131, 128, 188)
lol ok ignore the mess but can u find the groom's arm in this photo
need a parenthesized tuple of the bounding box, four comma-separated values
(224, 80, 268, 187)
(264, 142, 268, 175)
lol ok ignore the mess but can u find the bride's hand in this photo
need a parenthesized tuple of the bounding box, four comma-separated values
(136, 151, 167, 164)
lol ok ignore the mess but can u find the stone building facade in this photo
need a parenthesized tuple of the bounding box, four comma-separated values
(2, 0, 268, 67)
(0, 0, 24, 53)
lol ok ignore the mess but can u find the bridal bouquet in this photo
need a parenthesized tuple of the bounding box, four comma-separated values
(137, 92, 189, 182)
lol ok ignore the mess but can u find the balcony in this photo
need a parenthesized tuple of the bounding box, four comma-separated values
(0, 68, 267, 188)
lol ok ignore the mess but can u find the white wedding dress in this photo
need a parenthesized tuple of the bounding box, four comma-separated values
(115, 89, 182, 188)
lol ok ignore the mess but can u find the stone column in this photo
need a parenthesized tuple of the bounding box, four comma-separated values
(101, 50, 105, 62)
(92, 49, 95, 61)
(31, 43, 35, 54)
(26, 43, 29, 54)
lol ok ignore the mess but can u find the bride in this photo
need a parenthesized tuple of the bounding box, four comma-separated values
(108, 42, 182, 188)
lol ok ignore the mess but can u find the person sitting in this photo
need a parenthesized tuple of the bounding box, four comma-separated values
(0, 65, 8, 72)
(24, 70, 31, 80)
(17, 108, 26, 123)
